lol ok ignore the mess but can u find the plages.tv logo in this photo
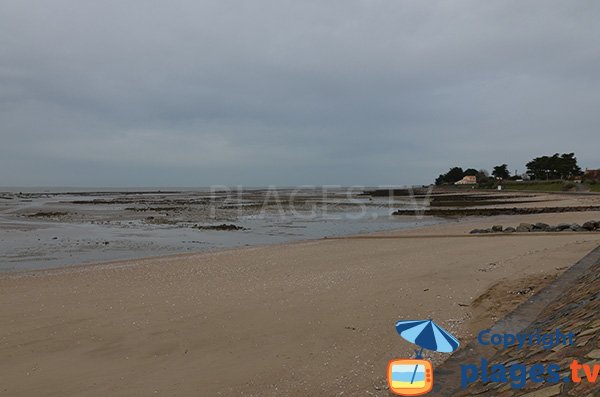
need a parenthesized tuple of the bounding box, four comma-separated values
(387, 319, 460, 396)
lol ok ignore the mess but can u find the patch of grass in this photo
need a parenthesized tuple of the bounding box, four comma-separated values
(501, 181, 565, 192)
(588, 183, 600, 192)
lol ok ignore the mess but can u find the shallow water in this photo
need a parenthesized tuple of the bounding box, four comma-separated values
(0, 188, 439, 271)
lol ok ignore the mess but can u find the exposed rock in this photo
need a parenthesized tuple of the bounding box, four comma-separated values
(27, 211, 68, 218)
(474, 221, 597, 234)
(516, 223, 533, 232)
(195, 224, 246, 231)
(470, 228, 493, 234)
(520, 223, 534, 231)
(582, 221, 596, 231)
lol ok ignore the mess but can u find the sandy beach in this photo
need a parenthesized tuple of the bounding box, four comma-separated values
(2, 204, 600, 396)
(4, 3, 600, 395)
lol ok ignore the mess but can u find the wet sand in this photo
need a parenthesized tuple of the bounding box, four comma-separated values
(0, 188, 438, 271)
(2, 209, 600, 396)
(3, 188, 598, 271)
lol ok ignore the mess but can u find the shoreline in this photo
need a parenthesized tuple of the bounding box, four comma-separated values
(5, 221, 599, 278)
(2, 210, 600, 395)
(0, 218, 446, 275)
(0, 235, 338, 279)
(3, 188, 599, 272)
(0, 187, 443, 272)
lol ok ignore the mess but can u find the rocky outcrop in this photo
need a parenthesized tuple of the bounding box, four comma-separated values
(194, 224, 246, 231)
(470, 221, 600, 234)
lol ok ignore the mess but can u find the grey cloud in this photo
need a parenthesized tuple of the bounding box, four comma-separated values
(1, 0, 599, 186)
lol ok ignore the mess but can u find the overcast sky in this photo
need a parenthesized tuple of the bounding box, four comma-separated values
(1, 1, 599, 187)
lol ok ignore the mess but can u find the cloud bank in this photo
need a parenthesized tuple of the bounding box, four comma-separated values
(1, 0, 599, 186)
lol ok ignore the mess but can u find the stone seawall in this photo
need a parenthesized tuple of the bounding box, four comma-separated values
(433, 245, 600, 396)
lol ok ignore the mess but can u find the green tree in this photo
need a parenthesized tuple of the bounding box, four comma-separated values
(435, 174, 445, 186)
(526, 153, 582, 180)
(492, 164, 510, 179)
(444, 167, 464, 183)
(477, 169, 494, 188)
(463, 168, 479, 177)
(434, 167, 464, 185)
(556, 153, 582, 179)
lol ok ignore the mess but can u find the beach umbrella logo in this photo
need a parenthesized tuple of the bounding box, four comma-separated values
(387, 319, 460, 396)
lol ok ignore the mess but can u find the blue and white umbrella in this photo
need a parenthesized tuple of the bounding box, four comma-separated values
(394, 319, 460, 386)
(395, 319, 460, 356)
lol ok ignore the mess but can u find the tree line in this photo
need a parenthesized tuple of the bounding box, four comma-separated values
(434, 153, 583, 186)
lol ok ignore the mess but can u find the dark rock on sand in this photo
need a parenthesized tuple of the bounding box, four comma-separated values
(469, 228, 491, 234)
(195, 224, 246, 231)
(475, 221, 597, 234)
(27, 211, 68, 218)
(517, 223, 534, 232)
(582, 221, 597, 231)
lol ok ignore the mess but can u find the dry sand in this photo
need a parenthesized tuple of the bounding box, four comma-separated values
(2, 210, 600, 396)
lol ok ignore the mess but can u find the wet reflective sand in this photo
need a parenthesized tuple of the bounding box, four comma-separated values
(0, 187, 439, 270)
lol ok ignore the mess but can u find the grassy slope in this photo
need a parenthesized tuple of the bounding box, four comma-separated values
(501, 181, 566, 191)
(589, 184, 600, 192)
